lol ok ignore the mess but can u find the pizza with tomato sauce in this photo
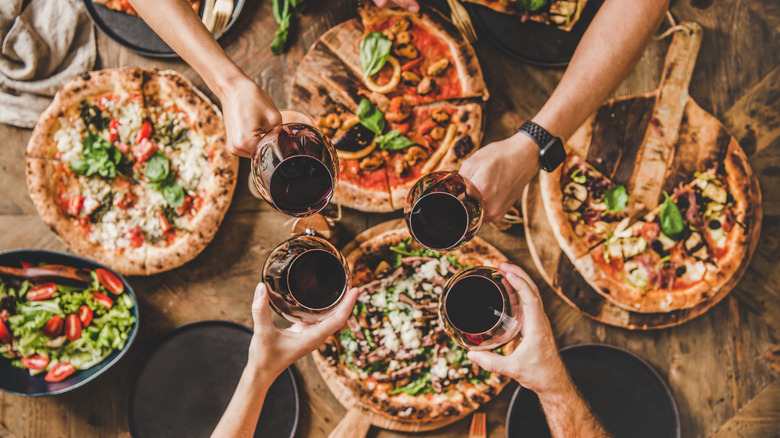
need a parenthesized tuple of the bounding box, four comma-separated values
(292, 3, 487, 212)
(26, 68, 237, 275)
(461, 0, 589, 32)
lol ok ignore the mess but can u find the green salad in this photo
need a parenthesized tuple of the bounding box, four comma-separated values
(0, 267, 135, 382)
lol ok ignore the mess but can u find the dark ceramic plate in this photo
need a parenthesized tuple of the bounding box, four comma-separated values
(82, 0, 246, 58)
(0, 249, 139, 397)
(506, 344, 680, 438)
(466, 0, 604, 67)
(128, 320, 299, 438)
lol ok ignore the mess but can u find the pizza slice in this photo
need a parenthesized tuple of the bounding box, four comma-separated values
(461, 0, 589, 32)
(541, 154, 643, 261)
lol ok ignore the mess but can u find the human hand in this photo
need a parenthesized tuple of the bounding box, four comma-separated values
(459, 133, 540, 222)
(246, 283, 359, 379)
(467, 263, 572, 398)
(372, 0, 420, 11)
(216, 75, 282, 158)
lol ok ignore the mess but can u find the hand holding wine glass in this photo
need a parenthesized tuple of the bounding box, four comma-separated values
(217, 75, 283, 158)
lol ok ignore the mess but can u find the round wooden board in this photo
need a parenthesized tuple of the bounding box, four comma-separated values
(522, 24, 763, 330)
(313, 219, 511, 434)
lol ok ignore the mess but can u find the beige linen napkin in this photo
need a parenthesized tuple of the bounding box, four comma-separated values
(0, 0, 96, 128)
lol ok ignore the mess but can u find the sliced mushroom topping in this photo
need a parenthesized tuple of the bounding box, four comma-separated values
(401, 71, 421, 86)
(702, 181, 727, 204)
(359, 152, 385, 171)
(431, 108, 450, 124)
(620, 236, 647, 259)
(390, 17, 411, 34)
(393, 43, 419, 59)
(417, 77, 434, 95)
(684, 231, 705, 254)
(563, 182, 588, 202)
(564, 196, 584, 212)
(427, 58, 450, 77)
(395, 31, 411, 45)
(429, 126, 446, 140)
(394, 157, 410, 176)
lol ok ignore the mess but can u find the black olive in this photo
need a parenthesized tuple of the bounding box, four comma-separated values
(708, 219, 721, 230)
(676, 196, 689, 212)
(695, 192, 704, 206)
(332, 123, 375, 152)
(726, 193, 734, 204)
(676, 265, 687, 277)
(651, 240, 664, 254)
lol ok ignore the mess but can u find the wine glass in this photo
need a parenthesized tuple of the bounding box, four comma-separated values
(251, 110, 339, 218)
(404, 171, 484, 251)
(262, 233, 350, 324)
(438, 266, 522, 350)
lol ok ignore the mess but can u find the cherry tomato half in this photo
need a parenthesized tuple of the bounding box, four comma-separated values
(0, 318, 10, 344)
(45, 362, 75, 383)
(77, 305, 93, 328)
(96, 268, 124, 295)
(27, 283, 57, 301)
(137, 120, 152, 142)
(43, 316, 64, 338)
(65, 315, 82, 342)
(21, 354, 49, 370)
(91, 292, 113, 310)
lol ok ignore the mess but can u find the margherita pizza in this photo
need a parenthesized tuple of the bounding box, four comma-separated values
(314, 229, 513, 422)
(292, 3, 487, 212)
(461, 0, 589, 31)
(26, 68, 238, 276)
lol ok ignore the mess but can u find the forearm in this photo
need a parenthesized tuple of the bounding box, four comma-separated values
(534, 0, 669, 140)
(539, 382, 611, 438)
(127, 0, 247, 98)
(211, 362, 275, 438)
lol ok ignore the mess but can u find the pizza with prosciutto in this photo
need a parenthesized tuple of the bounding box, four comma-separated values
(26, 68, 237, 275)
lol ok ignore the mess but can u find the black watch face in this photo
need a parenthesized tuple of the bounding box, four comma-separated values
(540, 138, 566, 172)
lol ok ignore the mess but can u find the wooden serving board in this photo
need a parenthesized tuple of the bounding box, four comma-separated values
(314, 219, 510, 436)
(523, 22, 763, 330)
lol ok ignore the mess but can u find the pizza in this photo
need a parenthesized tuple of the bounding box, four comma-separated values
(25, 68, 238, 276)
(92, 0, 200, 16)
(291, 3, 487, 212)
(461, 0, 589, 31)
(543, 151, 752, 313)
(314, 229, 513, 422)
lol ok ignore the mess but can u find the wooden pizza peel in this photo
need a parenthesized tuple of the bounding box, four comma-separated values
(522, 22, 763, 330)
(313, 219, 514, 437)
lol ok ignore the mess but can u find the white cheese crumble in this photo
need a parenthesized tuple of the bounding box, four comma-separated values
(431, 358, 448, 379)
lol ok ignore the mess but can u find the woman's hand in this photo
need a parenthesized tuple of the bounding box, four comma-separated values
(216, 76, 283, 158)
(372, 0, 419, 11)
(467, 263, 572, 397)
(459, 133, 540, 223)
(246, 283, 359, 379)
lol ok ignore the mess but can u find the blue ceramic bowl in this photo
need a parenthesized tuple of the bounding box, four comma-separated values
(0, 249, 139, 397)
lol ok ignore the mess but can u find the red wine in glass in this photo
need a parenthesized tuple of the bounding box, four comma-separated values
(439, 266, 522, 350)
(405, 171, 484, 251)
(263, 234, 350, 323)
(252, 118, 338, 218)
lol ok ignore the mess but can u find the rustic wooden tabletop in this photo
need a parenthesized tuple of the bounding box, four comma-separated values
(1, 0, 778, 437)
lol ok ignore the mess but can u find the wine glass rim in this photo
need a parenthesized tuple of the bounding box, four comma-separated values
(409, 191, 470, 251)
(285, 247, 349, 312)
(442, 271, 507, 335)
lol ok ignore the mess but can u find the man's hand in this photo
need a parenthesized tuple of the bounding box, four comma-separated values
(467, 263, 571, 397)
(246, 283, 359, 379)
(216, 76, 282, 158)
(459, 133, 541, 223)
(372, 0, 419, 11)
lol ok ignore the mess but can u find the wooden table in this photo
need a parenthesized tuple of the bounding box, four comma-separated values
(1, 0, 778, 436)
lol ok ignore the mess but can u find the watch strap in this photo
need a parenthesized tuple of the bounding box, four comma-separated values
(517, 121, 553, 148)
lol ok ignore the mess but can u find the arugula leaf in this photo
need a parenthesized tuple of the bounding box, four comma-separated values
(145, 153, 170, 183)
(604, 185, 627, 212)
(389, 238, 441, 259)
(356, 99, 386, 135)
(375, 130, 414, 151)
(360, 32, 393, 78)
(390, 373, 431, 396)
(446, 254, 472, 270)
(362, 328, 376, 349)
(660, 193, 684, 241)
(162, 183, 185, 208)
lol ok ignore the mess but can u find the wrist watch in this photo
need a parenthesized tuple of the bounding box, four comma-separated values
(517, 121, 566, 172)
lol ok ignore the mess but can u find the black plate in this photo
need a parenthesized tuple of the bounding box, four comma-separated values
(466, 0, 603, 67)
(0, 249, 139, 397)
(82, 0, 246, 58)
(506, 344, 680, 438)
(128, 320, 299, 438)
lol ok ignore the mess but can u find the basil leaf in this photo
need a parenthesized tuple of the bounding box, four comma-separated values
(162, 183, 185, 208)
(376, 130, 414, 151)
(604, 185, 627, 212)
(360, 32, 392, 78)
(660, 193, 684, 241)
(520, 0, 547, 12)
(145, 153, 170, 183)
(356, 99, 386, 134)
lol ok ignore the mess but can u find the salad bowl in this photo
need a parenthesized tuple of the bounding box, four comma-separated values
(0, 249, 139, 397)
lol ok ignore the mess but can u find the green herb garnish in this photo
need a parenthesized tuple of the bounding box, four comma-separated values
(360, 32, 393, 78)
(70, 132, 123, 179)
(356, 99, 386, 135)
(660, 193, 684, 241)
(375, 130, 415, 151)
(604, 185, 627, 212)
